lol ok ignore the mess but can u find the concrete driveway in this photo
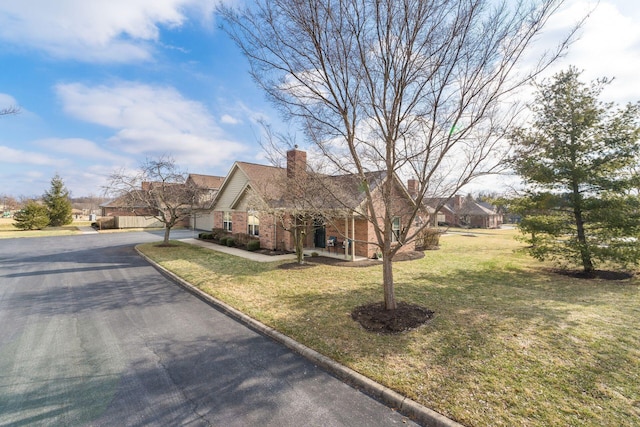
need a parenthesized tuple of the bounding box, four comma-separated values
(0, 231, 418, 426)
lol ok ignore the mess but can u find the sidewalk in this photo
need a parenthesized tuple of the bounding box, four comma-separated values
(77, 226, 98, 234)
(179, 238, 297, 262)
(180, 238, 371, 263)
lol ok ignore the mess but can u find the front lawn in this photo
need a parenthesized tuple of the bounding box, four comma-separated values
(138, 229, 640, 426)
(0, 218, 90, 238)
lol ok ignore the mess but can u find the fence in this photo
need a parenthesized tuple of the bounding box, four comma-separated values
(114, 216, 164, 229)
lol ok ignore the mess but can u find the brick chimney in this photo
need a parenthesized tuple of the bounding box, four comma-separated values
(453, 195, 463, 210)
(407, 179, 418, 198)
(286, 147, 307, 180)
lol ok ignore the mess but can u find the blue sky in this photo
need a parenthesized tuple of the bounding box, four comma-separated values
(0, 0, 639, 197)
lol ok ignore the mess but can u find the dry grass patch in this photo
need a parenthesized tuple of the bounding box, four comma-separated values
(0, 218, 93, 238)
(138, 230, 640, 427)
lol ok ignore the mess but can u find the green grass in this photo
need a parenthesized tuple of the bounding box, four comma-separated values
(138, 229, 640, 427)
(0, 218, 92, 238)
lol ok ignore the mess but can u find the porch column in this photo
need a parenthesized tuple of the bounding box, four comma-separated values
(344, 214, 348, 258)
(351, 213, 356, 260)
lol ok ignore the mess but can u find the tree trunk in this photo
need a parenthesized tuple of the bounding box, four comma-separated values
(163, 226, 171, 245)
(294, 224, 305, 264)
(382, 255, 397, 310)
(574, 208, 594, 274)
(572, 185, 594, 274)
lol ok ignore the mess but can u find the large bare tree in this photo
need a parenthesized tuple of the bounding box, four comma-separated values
(105, 156, 201, 245)
(0, 105, 19, 116)
(219, 0, 580, 310)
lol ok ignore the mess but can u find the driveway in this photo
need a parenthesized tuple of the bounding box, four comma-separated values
(0, 231, 417, 426)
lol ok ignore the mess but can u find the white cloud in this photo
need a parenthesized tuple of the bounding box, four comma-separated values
(0, 93, 18, 108)
(35, 138, 128, 163)
(527, 0, 640, 104)
(220, 114, 241, 125)
(0, 145, 62, 166)
(0, 0, 217, 62)
(55, 81, 247, 168)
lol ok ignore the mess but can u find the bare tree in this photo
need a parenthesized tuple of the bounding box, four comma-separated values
(0, 194, 19, 212)
(105, 156, 201, 245)
(0, 105, 20, 116)
(219, 0, 581, 310)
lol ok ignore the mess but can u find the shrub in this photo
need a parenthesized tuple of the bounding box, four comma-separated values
(225, 238, 236, 247)
(211, 228, 226, 241)
(13, 201, 50, 230)
(232, 232, 253, 246)
(416, 228, 442, 250)
(247, 239, 261, 251)
(96, 217, 116, 230)
(219, 236, 228, 246)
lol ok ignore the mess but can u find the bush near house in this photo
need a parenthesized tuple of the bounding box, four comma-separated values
(201, 229, 260, 251)
(247, 239, 261, 251)
(210, 228, 227, 241)
(415, 228, 442, 250)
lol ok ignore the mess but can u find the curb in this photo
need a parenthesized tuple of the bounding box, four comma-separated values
(136, 247, 465, 427)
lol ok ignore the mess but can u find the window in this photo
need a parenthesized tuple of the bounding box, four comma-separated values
(391, 217, 401, 242)
(223, 211, 232, 231)
(247, 212, 259, 236)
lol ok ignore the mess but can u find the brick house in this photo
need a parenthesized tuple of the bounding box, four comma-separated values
(210, 149, 418, 259)
(421, 192, 503, 228)
(186, 173, 225, 231)
(100, 189, 159, 217)
(101, 174, 224, 228)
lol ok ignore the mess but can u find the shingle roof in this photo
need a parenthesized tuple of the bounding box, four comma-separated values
(188, 174, 224, 189)
(458, 199, 497, 216)
(231, 161, 395, 213)
(100, 189, 150, 208)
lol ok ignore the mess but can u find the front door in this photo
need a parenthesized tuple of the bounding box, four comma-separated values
(313, 219, 326, 248)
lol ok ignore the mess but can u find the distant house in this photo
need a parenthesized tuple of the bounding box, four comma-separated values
(100, 189, 159, 217)
(209, 148, 418, 259)
(420, 192, 502, 228)
(186, 173, 225, 231)
(101, 173, 224, 229)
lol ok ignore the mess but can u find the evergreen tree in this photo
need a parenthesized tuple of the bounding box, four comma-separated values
(510, 67, 640, 274)
(43, 174, 73, 227)
(13, 200, 50, 230)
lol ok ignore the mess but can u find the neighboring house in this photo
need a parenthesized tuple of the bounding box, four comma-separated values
(210, 148, 418, 259)
(420, 192, 503, 228)
(186, 173, 225, 231)
(100, 189, 159, 217)
(101, 173, 224, 229)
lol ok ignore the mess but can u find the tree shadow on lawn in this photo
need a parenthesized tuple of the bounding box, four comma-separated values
(280, 250, 637, 334)
(263, 262, 640, 426)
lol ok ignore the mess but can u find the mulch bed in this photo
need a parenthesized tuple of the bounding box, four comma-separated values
(351, 301, 434, 334)
(255, 248, 292, 256)
(278, 251, 425, 270)
(550, 269, 634, 281)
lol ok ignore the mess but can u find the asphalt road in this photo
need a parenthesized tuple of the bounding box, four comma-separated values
(0, 230, 418, 426)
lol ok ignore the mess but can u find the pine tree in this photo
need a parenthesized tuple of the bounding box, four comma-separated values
(13, 200, 50, 230)
(43, 174, 73, 227)
(510, 67, 640, 274)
